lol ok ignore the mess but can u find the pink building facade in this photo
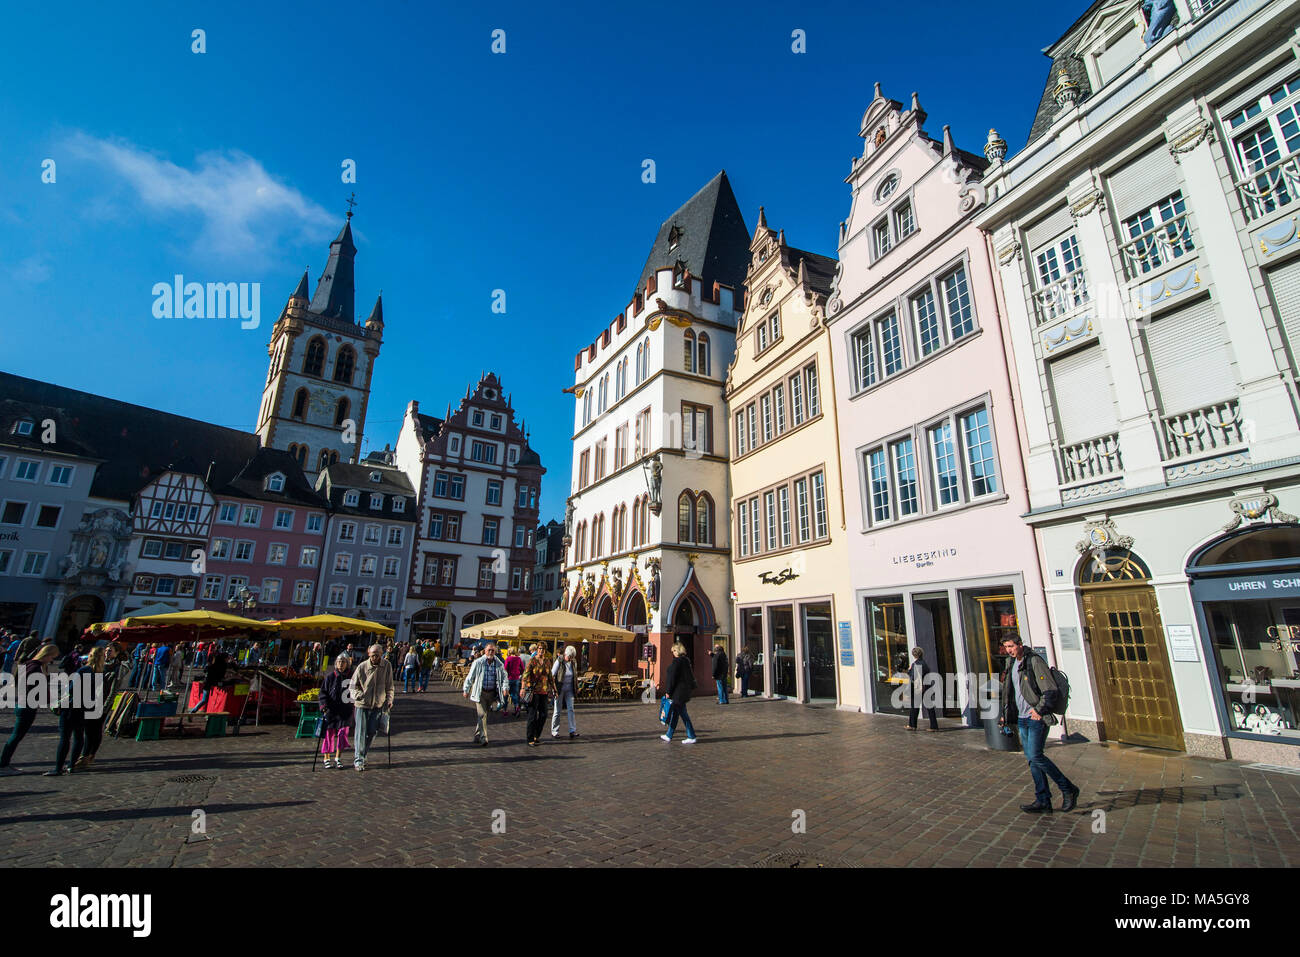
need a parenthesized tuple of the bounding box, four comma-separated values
(824, 86, 1052, 725)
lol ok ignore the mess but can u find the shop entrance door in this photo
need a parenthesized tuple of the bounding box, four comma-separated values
(800, 603, 837, 701)
(912, 593, 961, 717)
(1081, 584, 1185, 752)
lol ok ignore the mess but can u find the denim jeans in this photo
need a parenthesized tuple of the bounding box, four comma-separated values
(552, 689, 576, 735)
(1, 708, 38, 766)
(419, 668, 430, 692)
(507, 679, 521, 711)
(354, 707, 383, 766)
(403, 666, 417, 693)
(1018, 717, 1074, 805)
(665, 701, 696, 740)
(739, 674, 750, 697)
(54, 711, 86, 771)
(190, 689, 211, 713)
(151, 664, 167, 690)
(475, 689, 498, 742)
(715, 679, 729, 704)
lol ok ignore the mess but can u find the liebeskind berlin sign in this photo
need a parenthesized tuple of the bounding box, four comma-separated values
(893, 547, 957, 569)
(0, 672, 105, 717)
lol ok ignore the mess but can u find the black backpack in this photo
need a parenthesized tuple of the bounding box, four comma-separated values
(1025, 652, 1071, 715)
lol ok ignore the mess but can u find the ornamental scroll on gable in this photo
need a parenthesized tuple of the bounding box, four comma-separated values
(1075, 517, 1135, 577)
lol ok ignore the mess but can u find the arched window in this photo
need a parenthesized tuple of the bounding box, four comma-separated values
(334, 397, 350, 427)
(576, 521, 587, 563)
(295, 445, 308, 467)
(616, 504, 626, 552)
(639, 495, 649, 544)
(678, 492, 694, 543)
(291, 388, 308, 420)
(631, 498, 641, 547)
(697, 333, 710, 376)
(304, 337, 326, 376)
(317, 449, 333, 473)
(695, 493, 712, 545)
(333, 346, 356, 385)
(582, 390, 592, 425)
(596, 514, 605, 558)
(683, 330, 696, 373)
(599, 374, 609, 414)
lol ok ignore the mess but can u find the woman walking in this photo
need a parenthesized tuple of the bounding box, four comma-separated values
(660, 642, 698, 744)
(72, 645, 122, 770)
(906, 647, 940, 732)
(318, 655, 354, 768)
(51, 648, 103, 776)
(521, 644, 554, 747)
(402, 646, 420, 693)
(0, 643, 60, 774)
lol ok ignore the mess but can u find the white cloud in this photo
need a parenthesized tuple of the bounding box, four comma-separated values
(65, 132, 337, 261)
(12, 255, 52, 284)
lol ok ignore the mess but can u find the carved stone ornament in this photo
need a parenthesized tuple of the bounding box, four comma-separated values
(646, 298, 695, 331)
(1168, 120, 1215, 164)
(611, 566, 624, 602)
(996, 241, 1022, 266)
(1222, 492, 1298, 533)
(1053, 68, 1081, 109)
(1074, 518, 1135, 557)
(1069, 191, 1106, 221)
(984, 128, 1008, 164)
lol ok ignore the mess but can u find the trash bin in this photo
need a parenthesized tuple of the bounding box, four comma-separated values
(982, 689, 1020, 751)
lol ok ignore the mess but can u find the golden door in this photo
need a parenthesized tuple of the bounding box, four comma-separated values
(1081, 586, 1186, 752)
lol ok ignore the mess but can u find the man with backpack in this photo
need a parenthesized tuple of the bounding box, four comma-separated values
(998, 633, 1079, 814)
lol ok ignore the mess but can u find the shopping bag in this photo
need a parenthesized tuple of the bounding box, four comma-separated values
(377, 711, 390, 735)
(659, 696, 672, 724)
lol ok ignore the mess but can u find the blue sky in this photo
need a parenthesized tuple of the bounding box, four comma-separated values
(0, 0, 1085, 522)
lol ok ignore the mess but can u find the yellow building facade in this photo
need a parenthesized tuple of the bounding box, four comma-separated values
(725, 211, 864, 710)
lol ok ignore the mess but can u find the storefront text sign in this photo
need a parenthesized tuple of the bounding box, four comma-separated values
(838, 621, 854, 667)
(892, 547, 957, 569)
(1190, 575, 1300, 601)
(758, 568, 799, 585)
(1167, 625, 1199, 662)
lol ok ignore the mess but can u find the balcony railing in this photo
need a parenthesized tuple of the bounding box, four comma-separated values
(1120, 211, 1196, 277)
(1237, 154, 1300, 222)
(1161, 399, 1245, 460)
(1189, 0, 1232, 18)
(1059, 432, 1123, 485)
(1034, 270, 1091, 326)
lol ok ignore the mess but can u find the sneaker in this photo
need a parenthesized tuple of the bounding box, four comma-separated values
(355, 763, 365, 772)
(681, 738, 697, 744)
(0, 767, 21, 776)
(44, 768, 65, 776)
(659, 734, 672, 742)
(569, 731, 579, 739)
(551, 731, 559, 738)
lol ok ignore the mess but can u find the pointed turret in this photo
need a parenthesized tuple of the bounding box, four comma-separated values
(633, 170, 749, 298)
(756, 205, 767, 230)
(365, 293, 384, 332)
(309, 218, 357, 321)
(290, 269, 310, 304)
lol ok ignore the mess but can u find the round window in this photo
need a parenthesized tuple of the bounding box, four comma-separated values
(876, 174, 899, 203)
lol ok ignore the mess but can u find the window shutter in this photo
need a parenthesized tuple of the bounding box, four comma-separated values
(1267, 259, 1300, 365)
(1107, 145, 1181, 221)
(1025, 204, 1075, 254)
(1049, 343, 1119, 443)
(1144, 297, 1238, 413)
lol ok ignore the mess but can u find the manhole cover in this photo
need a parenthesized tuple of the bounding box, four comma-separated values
(754, 852, 857, 869)
(166, 774, 215, 784)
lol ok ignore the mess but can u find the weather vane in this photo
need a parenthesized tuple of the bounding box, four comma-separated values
(345, 192, 357, 220)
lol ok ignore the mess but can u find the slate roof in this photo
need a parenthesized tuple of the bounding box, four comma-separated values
(633, 171, 750, 298)
(316, 461, 416, 520)
(1025, 0, 1111, 146)
(788, 246, 838, 298)
(308, 219, 357, 321)
(0, 370, 260, 501)
(412, 413, 445, 444)
(213, 446, 328, 508)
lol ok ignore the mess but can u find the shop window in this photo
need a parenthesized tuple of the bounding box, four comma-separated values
(868, 597, 908, 715)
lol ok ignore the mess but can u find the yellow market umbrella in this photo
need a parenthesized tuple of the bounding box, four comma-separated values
(480, 609, 636, 644)
(118, 609, 277, 630)
(460, 613, 532, 640)
(273, 614, 395, 638)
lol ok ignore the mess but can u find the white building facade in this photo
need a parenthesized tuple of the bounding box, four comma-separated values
(978, 0, 1300, 763)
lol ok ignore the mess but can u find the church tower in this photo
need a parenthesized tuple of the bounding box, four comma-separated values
(255, 208, 384, 484)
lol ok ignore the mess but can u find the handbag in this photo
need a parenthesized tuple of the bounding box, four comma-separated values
(659, 696, 672, 723)
(377, 711, 390, 735)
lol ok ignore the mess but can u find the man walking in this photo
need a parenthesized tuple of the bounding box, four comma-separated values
(710, 644, 729, 704)
(735, 649, 753, 698)
(463, 641, 508, 746)
(151, 643, 171, 691)
(351, 644, 394, 771)
(503, 645, 524, 717)
(550, 646, 580, 739)
(998, 633, 1079, 813)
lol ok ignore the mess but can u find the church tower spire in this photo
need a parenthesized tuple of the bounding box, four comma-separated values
(255, 202, 384, 484)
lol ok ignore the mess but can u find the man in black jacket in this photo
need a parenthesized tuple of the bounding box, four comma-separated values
(710, 644, 729, 704)
(998, 633, 1079, 813)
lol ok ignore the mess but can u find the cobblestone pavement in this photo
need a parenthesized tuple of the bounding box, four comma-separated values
(1, 683, 1297, 868)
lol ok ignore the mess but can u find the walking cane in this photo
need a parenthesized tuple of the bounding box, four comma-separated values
(311, 710, 322, 772)
(387, 713, 392, 767)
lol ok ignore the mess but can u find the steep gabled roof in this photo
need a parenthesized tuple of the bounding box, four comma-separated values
(1025, 0, 1112, 146)
(214, 446, 327, 508)
(0, 370, 259, 501)
(633, 171, 750, 298)
(788, 247, 838, 298)
(412, 413, 445, 445)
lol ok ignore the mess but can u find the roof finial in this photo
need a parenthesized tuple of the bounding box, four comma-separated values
(874, 81, 882, 99)
(345, 192, 357, 220)
(756, 205, 767, 229)
(943, 124, 954, 156)
(912, 91, 922, 113)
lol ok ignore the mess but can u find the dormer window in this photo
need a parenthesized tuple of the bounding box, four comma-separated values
(13, 419, 34, 437)
(673, 259, 689, 288)
(393, 498, 406, 513)
(265, 473, 285, 493)
(344, 490, 359, 507)
(668, 225, 683, 250)
(369, 493, 383, 510)
(369, 471, 382, 483)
